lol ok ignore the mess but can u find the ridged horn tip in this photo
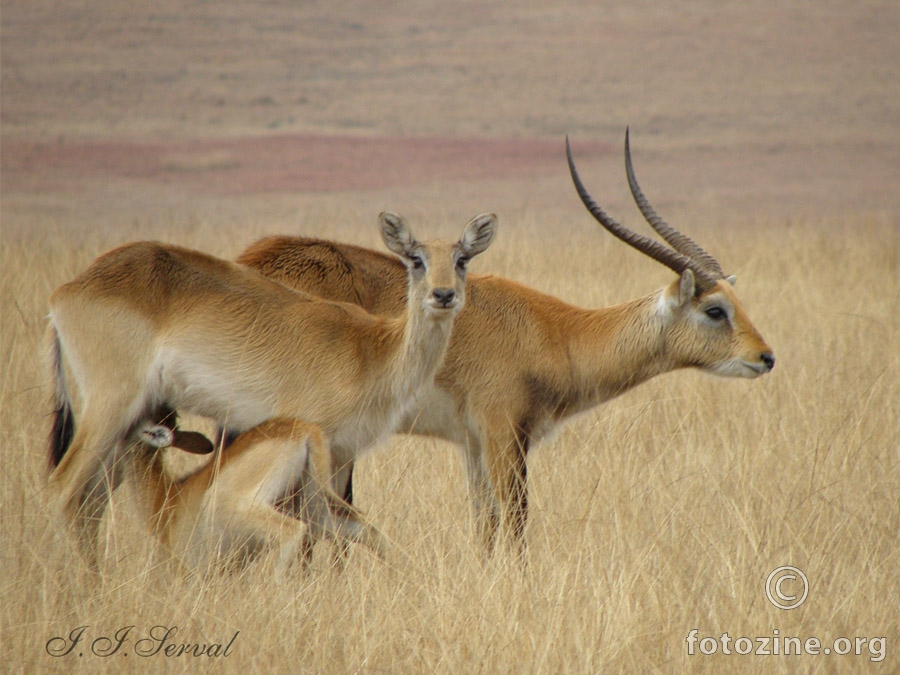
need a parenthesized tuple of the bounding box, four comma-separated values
(623, 128, 725, 280)
(567, 133, 720, 295)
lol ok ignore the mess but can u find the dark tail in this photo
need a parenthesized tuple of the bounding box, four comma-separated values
(48, 328, 75, 469)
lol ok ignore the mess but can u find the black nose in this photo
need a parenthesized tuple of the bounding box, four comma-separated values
(761, 352, 775, 371)
(432, 288, 455, 307)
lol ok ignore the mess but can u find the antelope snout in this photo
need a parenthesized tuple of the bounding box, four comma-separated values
(431, 288, 457, 309)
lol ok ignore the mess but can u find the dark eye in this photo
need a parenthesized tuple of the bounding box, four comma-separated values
(705, 306, 727, 321)
(410, 255, 424, 270)
(456, 256, 469, 271)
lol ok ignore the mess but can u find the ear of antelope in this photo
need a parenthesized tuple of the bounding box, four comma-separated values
(46, 212, 496, 567)
(227, 131, 773, 559)
(135, 417, 387, 573)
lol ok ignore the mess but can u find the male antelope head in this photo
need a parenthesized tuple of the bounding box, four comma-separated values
(566, 130, 774, 379)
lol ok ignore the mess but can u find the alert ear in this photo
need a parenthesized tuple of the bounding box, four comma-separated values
(380, 212, 418, 259)
(458, 213, 497, 258)
(678, 269, 695, 307)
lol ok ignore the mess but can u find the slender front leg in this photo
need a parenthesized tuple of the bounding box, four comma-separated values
(462, 437, 500, 556)
(296, 446, 354, 568)
(483, 429, 529, 560)
(325, 460, 354, 568)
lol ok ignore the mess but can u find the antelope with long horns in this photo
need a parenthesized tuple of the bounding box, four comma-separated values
(231, 130, 774, 556)
(47, 212, 497, 566)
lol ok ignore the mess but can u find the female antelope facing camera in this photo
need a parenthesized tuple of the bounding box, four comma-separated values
(233, 130, 775, 557)
(136, 417, 386, 573)
(47, 211, 497, 567)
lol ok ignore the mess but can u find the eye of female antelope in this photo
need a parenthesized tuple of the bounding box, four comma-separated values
(456, 256, 469, 271)
(705, 305, 727, 322)
(410, 254, 425, 270)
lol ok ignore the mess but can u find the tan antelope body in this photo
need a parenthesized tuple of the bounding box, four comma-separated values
(136, 417, 385, 572)
(47, 212, 497, 566)
(234, 131, 775, 554)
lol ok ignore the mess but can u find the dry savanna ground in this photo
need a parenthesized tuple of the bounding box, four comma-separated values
(2, 1, 899, 673)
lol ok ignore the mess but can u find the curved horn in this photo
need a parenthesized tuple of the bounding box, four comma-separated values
(624, 127, 724, 278)
(566, 136, 719, 293)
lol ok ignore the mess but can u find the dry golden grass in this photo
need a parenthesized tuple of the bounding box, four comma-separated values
(1, 207, 897, 673)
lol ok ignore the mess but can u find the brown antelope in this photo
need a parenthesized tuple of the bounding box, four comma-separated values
(46, 212, 497, 566)
(135, 416, 386, 573)
(233, 130, 775, 556)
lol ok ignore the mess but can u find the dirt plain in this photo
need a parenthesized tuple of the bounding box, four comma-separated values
(3, 0, 899, 235)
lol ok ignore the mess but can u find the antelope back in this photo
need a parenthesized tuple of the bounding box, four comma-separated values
(236, 236, 407, 315)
